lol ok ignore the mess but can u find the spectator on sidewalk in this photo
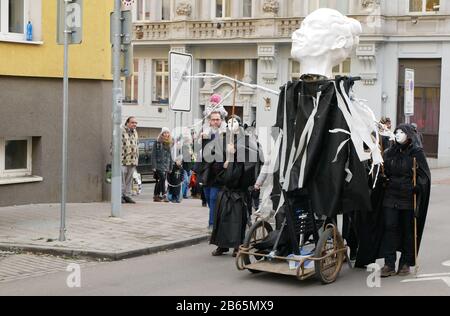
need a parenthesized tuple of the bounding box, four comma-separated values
(121, 117, 139, 204)
(181, 132, 194, 199)
(198, 96, 228, 232)
(152, 127, 174, 203)
(168, 159, 184, 203)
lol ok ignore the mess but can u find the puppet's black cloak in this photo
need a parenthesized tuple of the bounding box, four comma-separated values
(273, 76, 372, 218)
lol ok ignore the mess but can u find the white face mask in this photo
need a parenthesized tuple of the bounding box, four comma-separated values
(395, 130, 408, 144)
(227, 119, 240, 134)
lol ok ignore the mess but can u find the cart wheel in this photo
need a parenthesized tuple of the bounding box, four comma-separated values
(242, 220, 273, 273)
(314, 226, 345, 284)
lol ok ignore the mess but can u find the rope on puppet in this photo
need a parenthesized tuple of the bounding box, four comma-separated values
(185, 73, 280, 95)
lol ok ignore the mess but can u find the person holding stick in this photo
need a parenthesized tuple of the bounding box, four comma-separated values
(380, 124, 431, 277)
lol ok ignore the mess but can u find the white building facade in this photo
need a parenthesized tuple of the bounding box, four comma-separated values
(125, 0, 450, 167)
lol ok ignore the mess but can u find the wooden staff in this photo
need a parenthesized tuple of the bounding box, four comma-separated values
(226, 78, 238, 166)
(229, 77, 238, 145)
(413, 157, 419, 276)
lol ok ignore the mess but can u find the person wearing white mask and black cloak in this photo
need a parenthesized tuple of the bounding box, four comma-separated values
(378, 123, 431, 277)
(210, 115, 264, 257)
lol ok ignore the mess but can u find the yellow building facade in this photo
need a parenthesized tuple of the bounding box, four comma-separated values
(0, 0, 114, 206)
(0, 0, 113, 79)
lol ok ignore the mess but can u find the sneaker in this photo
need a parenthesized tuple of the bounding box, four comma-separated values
(153, 196, 162, 203)
(381, 265, 396, 278)
(211, 247, 229, 256)
(123, 196, 136, 204)
(397, 264, 411, 276)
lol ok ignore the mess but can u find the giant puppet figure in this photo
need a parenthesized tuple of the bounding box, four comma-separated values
(262, 8, 385, 257)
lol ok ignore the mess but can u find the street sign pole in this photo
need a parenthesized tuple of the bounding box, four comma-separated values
(57, 0, 83, 241)
(59, 0, 70, 242)
(111, 0, 123, 218)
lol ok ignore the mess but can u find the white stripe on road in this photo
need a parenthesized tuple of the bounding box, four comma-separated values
(402, 273, 450, 288)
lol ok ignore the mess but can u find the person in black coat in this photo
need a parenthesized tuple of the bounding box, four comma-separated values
(210, 115, 263, 257)
(380, 123, 431, 277)
(167, 160, 184, 203)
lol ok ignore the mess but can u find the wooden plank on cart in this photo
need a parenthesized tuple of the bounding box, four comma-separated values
(245, 260, 315, 277)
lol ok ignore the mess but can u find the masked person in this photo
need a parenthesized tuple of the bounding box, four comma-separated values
(210, 115, 263, 257)
(380, 124, 431, 277)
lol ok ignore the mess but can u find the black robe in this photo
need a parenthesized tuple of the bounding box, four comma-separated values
(210, 131, 263, 249)
(274, 76, 371, 218)
(355, 124, 431, 267)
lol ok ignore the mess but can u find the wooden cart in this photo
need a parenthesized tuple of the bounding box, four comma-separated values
(236, 220, 347, 284)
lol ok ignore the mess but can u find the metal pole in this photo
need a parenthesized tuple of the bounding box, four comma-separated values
(405, 115, 411, 125)
(60, 0, 70, 242)
(111, 0, 123, 217)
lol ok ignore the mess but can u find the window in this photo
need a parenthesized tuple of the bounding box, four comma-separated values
(309, 0, 349, 14)
(290, 58, 351, 80)
(216, 0, 231, 19)
(0, 0, 28, 41)
(125, 59, 140, 104)
(217, 60, 245, 81)
(162, 0, 170, 20)
(290, 60, 301, 81)
(0, 137, 32, 178)
(135, 0, 151, 21)
(243, 0, 252, 18)
(409, 0, 440, 13)
(332, 59, 352, 76)
(153, 60, 169, 104)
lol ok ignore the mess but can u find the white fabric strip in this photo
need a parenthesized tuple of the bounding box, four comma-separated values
(279, 85, 289, 185)
(282, 91, 321, 191)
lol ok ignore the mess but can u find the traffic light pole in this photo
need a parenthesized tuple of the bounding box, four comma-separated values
(111, 0, 123, 218)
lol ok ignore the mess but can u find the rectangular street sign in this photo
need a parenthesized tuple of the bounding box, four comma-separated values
(404, 68, 415, 116)
(57, 0, 83, 45)
(169, 51, 193, 112)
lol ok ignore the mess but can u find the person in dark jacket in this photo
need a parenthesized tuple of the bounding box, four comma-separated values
(198, 110, 227, 231)
(152, 127, 174, 202)
(210, 115, 263, 257)
(167, 159, 184, 203)
(380, 123, 431, 277)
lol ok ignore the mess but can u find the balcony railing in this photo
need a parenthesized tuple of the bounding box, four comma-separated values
(134, 18, 302, 42)
(133, 15, 450, 42)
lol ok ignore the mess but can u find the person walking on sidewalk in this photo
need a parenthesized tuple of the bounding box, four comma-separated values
(121, 117, 139, 204)
(152, 127, 174, 202)
(198, 97, 228, 232)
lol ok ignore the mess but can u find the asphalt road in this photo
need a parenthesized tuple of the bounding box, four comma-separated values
(0, 176, 449, 296)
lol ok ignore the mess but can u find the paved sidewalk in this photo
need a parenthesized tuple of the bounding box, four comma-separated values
(0, 193, 210, 260)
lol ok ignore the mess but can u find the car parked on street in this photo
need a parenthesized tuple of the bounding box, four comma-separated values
(137, 138, 156, 182)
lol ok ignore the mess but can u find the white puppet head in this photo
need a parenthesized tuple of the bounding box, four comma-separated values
(291, 8, 362, 78)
